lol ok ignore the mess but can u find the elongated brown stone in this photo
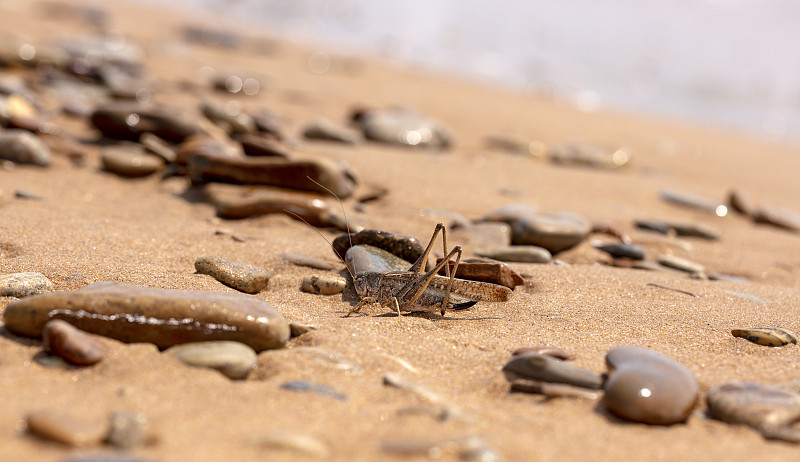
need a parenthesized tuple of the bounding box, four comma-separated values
(42, 319, 108, 366)
(90, 102, 200, 143)
(436, 259, 524, 289)
(503, 353, 602, 389)
(3, 281, 289, 352)
(26, 409, 107, 446)
(194, 255, 270, 294)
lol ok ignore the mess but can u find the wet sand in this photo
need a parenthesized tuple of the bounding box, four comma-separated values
(2, 1, 800, 461)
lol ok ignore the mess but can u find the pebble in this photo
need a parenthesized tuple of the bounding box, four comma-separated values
(289, 321, 316, 338)
(660, 188, 728, 215)
(0, 129, 51, 166)
(90, 102, 201, 143)
(301, 275, 346, 295)
(481, 206, 591, 253)
(175, 135, 239, 165)
(279, 380, 347, 401)
(0, 272, 53, 297)
(728, 189, 754, 216)
(3, 281, 290, 352)
(634, 219, 720, 240)
(477, 245, 552, 264)
(42, 319, 108, 366)
(203, 183, 347, 230)
(548, 143, 631, 169)
(26, 409, 108, 446)
(752, 205, 800, 233)
(282, 253, 336, 270)
(345, 245, 413, 275)
(731, 327, 797, 347)
(106, 411, 145, 448)
(188, 153, 357, 199)
(302, 118, 361, 144)
(236, 133, 290, 158)
(101, 146, 163, 177)
(657, 254, 705, 274)
(14, 189, 44, 200)
(333, 229, 425, 267)
(603, 346, 698, 425)
(167, 340, 257, 379)
(194, 255, 270, 294)
(256, 431, 329, 458)
(139, 133, 176, 163)
(706, 380, 800, 443)
(594, 242, 645, 260)
(436, 259, 524, 289)
(353, 107, 451, 149)
(201, 100, 256, 134)
(512, 346, 573, 361)
(212, 72, 261, 95)
(502, 353, 603, 389)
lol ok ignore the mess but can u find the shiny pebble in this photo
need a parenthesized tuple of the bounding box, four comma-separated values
(731, 327, 797, 347)
(42, 319, 108, 366)
(167, 340, 257, 379)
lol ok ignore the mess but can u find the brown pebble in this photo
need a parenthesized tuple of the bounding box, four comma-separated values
(731, 327, 797, 347)
(26, 409, 108, 446)
(301, 275, 346, 295)
(289, 321, 317, 338)
(42, 319, 108, 366)
(603, 346, 698, 425)
(707, 380, 800, 443)
(512, 346, 572, 361)
(752, 205, 800, 233)
(101, 146, 163, 177)
(0, 129, 51, 166)
(436, 259, 524, 289)
(91, 102, 200, 143)
(728, 189, 754, 216)
(503, 353, 602, 389)
(333, 229, 426, 267)
(194, 255, 270, 294)
(236, 133, 290, 158)
(657, 254, 705, 274)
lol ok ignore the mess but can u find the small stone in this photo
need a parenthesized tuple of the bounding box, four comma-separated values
(657, 254, 705, 274)
(353, 107, 451, 149)
(15, 189, 44, 200)
(707, 380, 800, 443)
(502, 353, 602, 389)
(629, 260, 687, 274)
(302, 118, 360, 144)
(512, 346, 572, 361)
(42, 319, 108, 366)
(549, 143, 631, 169)
(26, 409, 108, 446)
(301, 275, 346, 295)
(90, 102, 201, 143)
(752, 205, 800, 233)
(106, 411, 145, 448)
(101, 146, 163, 177)
(236, 133, 290, 158)
(634, 219, 720, 240)
(139, 133, 176, 163)
(175, 135, 240, 165)
(731, 327, 797, 347)
(188, 153, 357, 199)
(201, 100, 256, 135)
(194, 255, 270, 294)
(477, 246, 552, 264)
(3, 281, 290, 352)
(594, 242, 645, 260)
(0, 272, 53, 297)
(345, 245, 413, 274)
(728, 189, 754, 216)
(660, 188, 727, 215)
(256, 431, 329, 458)
(436, 259, 524, 289)
(0, 129, 51, 166)
(289, 321, 317, 338)
(481, 206, 591, 253)
(167, 340, 257, 379)
(211, 72, 260, 94)
(279, 380, 347, 401)
(282, 253, 336, 270)
(333, 229, 425, 267)
(603, 346, 698, 425)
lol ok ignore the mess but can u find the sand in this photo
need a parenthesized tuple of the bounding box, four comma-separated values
(2, 1, 800, 461)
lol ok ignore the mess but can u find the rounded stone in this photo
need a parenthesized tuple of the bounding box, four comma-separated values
(0, 130, 51, 166)
(301, 275, 346, 295)
(477, 245, 552, 263)
(101, 146, 163, 177)
(42, 319, 108, 366)
(26, 409, 108, 446)
(482, 206, 591, 253)
(302, 118, 360, 144)
(90, 102, 200, 143)
(0, 272, 53, 297)
(167, 340, 256, 379)
(707, 380, 800, 442)
(603, 346, 698, 425)
(333, 229, 425, 267)
(194, 255, 270, 294)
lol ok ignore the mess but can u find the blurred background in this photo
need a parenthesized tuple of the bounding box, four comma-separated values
(149, 0, 800, 143)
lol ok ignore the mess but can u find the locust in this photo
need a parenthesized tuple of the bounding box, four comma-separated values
(345, 222, 512, 317)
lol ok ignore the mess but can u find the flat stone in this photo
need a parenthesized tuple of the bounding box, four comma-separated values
(139, 133, 176, 163)
(549, 143, 631, 169)
(503, 353, 602, 389)
(752, 205, 800, 233)
(42, 319, 108, 366)
(0, 129, 51, 166)
(302, 118, 360, 144)
(175, 135, 240, 165)
(477, 246, 552, 264)
(106, 411, 145, 448)
(731, 327, 797, 347)
(657, 254, 705, 274)
(481, 206, 591, 253)
(236, 133, 290, 158)
(512, 346, 573, 361)
(435, 259, 524, 289)
(0, 272, 53, 297)
(3, 281, 290, 352)
(282, 253, 336, 270)
(26, 409, 107, 446)
(603, 346, 698, 425)
(167, 340, 256, 379)
(344, 245, 413, 274)
(90, 102, 201, 143)
(634, 219, 720, 240)
(660, 188, 727, 215)
(101, 146, 163, 177)
(594, 243, 645, 260)
(194, 255, 270, 294)
(728, 189, 754, 216)
(289, 321, 317, 338)
(707, 380, 800, 443)
(353, 107, 451, 149)
(279, 380, 347, 401)
(301, 275, 346, 295)
(188, 153, 357, 199)
(203, 183, 347, 230)
(333, 229, 425, 267)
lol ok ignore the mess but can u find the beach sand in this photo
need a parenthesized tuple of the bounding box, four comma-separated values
(2, 1, 800, 460)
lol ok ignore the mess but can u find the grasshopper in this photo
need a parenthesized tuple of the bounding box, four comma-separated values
(345, 222, 512, 317)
